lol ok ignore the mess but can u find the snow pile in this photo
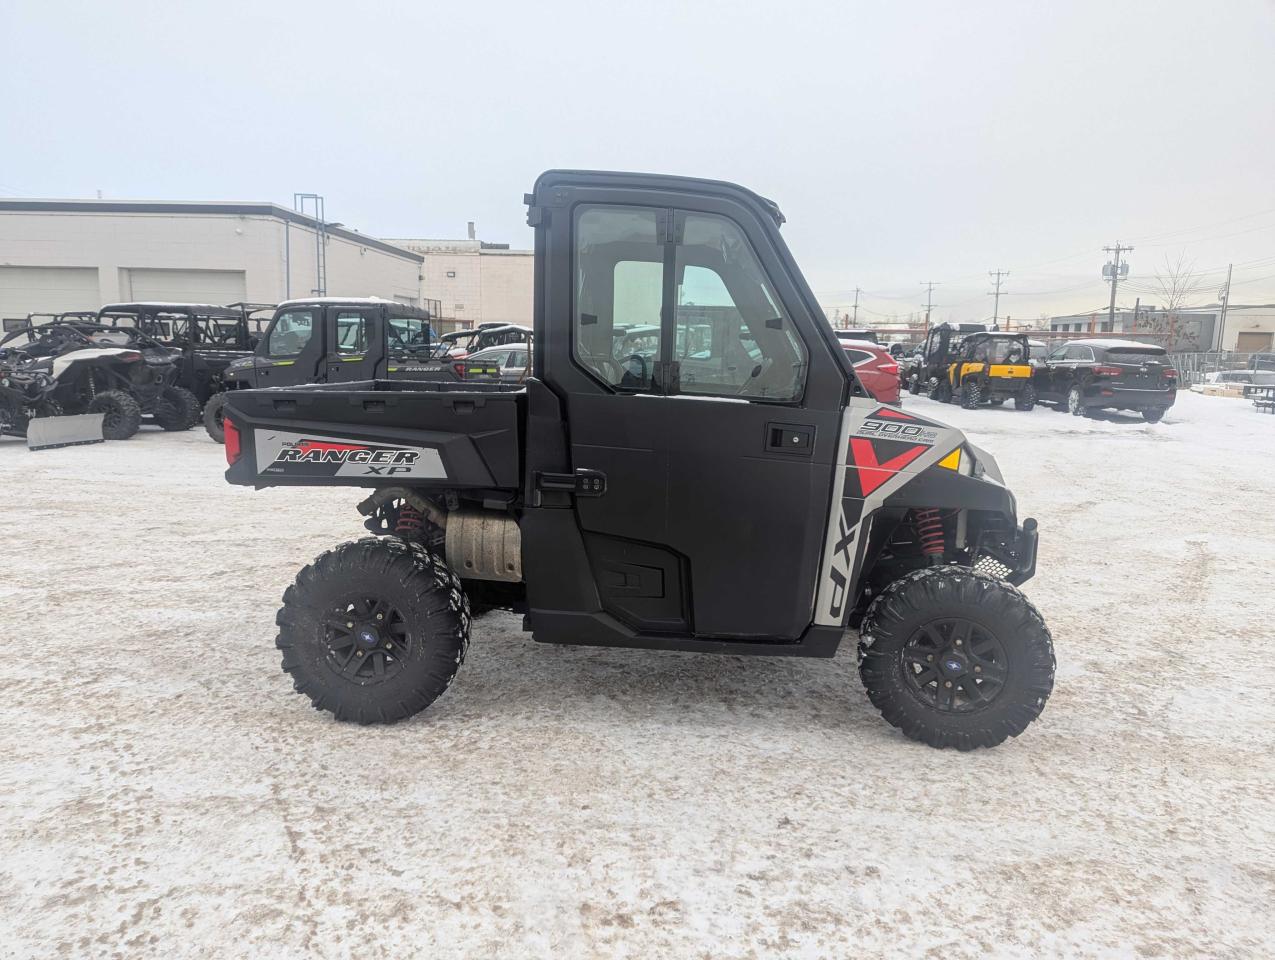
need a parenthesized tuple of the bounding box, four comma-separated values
(0, 391, 1272, 958)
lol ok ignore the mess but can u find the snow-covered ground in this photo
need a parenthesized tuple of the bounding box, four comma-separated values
(1, 391, 1272, 959)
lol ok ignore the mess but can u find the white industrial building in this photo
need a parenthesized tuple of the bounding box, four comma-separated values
(387, 232, 533, 332)
(0, 199, 424, 321)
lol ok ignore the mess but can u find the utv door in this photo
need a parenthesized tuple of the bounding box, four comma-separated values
(323, 306, 385, 383)
(257, 306, 325, 386)
(541, 181, 849, 641)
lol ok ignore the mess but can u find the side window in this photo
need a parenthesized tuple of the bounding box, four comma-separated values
(334, 312, 368, 355)
(674, 212, 807, 401)
(1048, 346, 1067, 361)
(387, 317, 428, 353)
(505, 348, 528, 369)
(574, 205, 664, 390)
(266, 309, 315, 357)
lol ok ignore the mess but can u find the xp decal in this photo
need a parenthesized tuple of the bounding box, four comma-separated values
(814, 402, 965, 626)
(254, 431, 446, 479)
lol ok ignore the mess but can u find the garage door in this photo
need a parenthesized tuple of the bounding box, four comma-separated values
(1236, 331, 1273, 353)
(0, 266, 100, 320)
(123, 268, 246, 304)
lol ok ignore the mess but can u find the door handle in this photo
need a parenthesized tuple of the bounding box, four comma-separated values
(766, 422, 815, 455)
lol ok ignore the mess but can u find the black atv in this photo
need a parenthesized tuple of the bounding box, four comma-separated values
(0, 318, 198, 440)
(98, 302, 273, 422)
(0, 348, 60, 438)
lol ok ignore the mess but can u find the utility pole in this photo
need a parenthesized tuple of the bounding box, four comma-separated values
(1217, 263, 1233, 352)
(988, 269, 1008, 329)
(851, 287, 861, 327)
(1102, 243, 1132, 328)
(921, 281, 940, 332)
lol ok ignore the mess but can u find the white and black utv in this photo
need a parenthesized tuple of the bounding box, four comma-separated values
(220, 170, 1055, 750)
(0, 317, 198, 440)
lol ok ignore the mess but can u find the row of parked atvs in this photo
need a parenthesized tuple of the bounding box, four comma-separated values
(0, 304, 276, 449)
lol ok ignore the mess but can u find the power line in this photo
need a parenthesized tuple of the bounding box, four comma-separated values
(988, 269, 1008, 327)
(1102, 244, 1132, 327)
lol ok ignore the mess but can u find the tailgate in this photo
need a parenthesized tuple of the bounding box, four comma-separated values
(222, 380, 523, 490)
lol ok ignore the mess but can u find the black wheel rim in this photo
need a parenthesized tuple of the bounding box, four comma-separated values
(323, 595, 412, 685)
(901, 618, 1008, 713)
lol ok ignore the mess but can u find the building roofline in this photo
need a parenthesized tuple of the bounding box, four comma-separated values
(0, 199, 423, 263)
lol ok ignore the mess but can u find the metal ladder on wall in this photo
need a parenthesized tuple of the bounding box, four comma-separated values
(293, 193, 327, 297)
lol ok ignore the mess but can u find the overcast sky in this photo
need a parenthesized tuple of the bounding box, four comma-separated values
(2, 0, 1273, 323)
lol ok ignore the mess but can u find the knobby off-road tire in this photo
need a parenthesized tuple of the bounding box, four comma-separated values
(928, 378, 952, 403)
(154, 385, 199, 431)
(203, 392, 227, 443)
(1015, 383, 1037, 411)
(908, 373, 924, 396)
(276, 537, 470, 724)
(87, 389, 142, 440)
(960, 379, 984, 409)
(858, 566, 1055, 750)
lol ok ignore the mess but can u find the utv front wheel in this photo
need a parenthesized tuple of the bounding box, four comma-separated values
(858, 566, 1055, 749)
(87, 390, 142, 440)
(275, 537, 470, 724)
(203, 392, 227, 443)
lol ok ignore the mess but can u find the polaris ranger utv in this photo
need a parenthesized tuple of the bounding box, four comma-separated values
(201, 298, 437, 442)
(222, 171, 1054, 750)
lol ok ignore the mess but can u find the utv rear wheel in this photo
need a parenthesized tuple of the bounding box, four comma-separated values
(275, 537, 470, 724)
(858, 566, 1055, 750)
(154, 386, 199, 431)
(87, 390, 142, 440)
(907, 373, 923, 396)
(203, 392, 227, 443)
(927, 378, 951, 403)
(960, 379, 984, 408)
(1014, 383, 1037, 411)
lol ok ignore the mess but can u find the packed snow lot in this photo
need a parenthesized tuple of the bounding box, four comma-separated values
(1, 391, 1272, 959)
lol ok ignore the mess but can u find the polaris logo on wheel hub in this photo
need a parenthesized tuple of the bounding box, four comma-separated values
(255, 431, 446, 479)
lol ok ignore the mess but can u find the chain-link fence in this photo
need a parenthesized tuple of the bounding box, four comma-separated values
(1170, 351, 1275, 385)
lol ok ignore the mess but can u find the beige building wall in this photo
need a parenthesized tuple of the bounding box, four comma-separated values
(0, 203, 422, 318)
(390, 238, 533, 330)
(1216, 306, 1275, 352)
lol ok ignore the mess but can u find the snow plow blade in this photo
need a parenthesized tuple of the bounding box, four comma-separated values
(27, 414, 105, 451)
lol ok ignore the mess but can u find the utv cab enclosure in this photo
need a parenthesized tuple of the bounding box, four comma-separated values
(202, 297, 437, 441)
(222, 170, 1054, 750)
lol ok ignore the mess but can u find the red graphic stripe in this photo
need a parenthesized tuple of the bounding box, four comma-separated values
(849, 438, 928, 495)
(871, 407, 917, 421)
(296, 440, 370, 455)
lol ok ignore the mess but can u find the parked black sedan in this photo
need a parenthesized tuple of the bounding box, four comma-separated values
(1034, 339, 1177, 421)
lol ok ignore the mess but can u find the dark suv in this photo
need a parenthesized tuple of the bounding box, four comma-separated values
(1034, 339, 1177, 421)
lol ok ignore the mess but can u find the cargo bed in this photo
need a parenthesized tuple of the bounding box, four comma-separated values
(222, 379, 525, 491)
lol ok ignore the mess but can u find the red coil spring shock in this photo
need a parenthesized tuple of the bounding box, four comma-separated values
(913, 508, 945, 558)
(394, 501, 425, 538)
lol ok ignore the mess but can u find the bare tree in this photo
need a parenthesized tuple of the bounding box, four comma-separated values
(1153, 252, 1205, 313)
(1138, 252, 1206, 347)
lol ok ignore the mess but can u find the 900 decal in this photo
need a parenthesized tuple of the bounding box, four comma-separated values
(255, 431, 447, 479)
(856, 418, 939, 445)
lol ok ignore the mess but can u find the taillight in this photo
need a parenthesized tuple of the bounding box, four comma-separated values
(1092, 365, 1123, 377)
(881, 361, 900, 375)
(224, 417, 242, 465)
(1164, 368, 1178, 380)
(453, 362, 466, 379)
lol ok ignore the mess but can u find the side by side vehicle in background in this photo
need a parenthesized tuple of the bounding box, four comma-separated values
(202, 298, 438, 441)
(219, 169, 1055, 751)
(0, 317, 196, 438)
(908, 324, 1035, 410)
(99, 301, 272, 416)
(460, 343, 532, 384)
(433, 323, 533, 360)
(1034, 339, 1177, 421)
